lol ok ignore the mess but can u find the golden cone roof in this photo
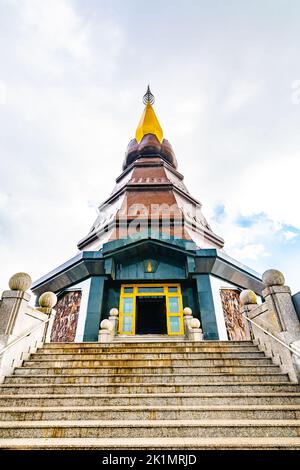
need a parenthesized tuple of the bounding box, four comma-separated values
(135, 87, 163, 143)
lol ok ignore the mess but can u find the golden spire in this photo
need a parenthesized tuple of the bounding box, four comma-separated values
(135, 86, 163, 143)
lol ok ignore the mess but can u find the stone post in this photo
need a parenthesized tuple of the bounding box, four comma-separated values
(239, 289, 257, 341)
(108, 308, 119, 336)
(262, 270, 300, 378)
(0, 273, 58, 381)
(98, 319, 114, 343)
(262, 270, 300, 342)
(36, 291, 58, 344)
(183, 307, 203, 341)
(98, 308, 119, 343)
(0, 273, 32, 352)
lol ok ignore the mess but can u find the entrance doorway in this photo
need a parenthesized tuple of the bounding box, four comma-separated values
(118, 283, 184, 336)
(135, 296, 167, 334)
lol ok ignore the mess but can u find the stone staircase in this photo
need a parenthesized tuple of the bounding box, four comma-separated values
(0, 340, 300, 449)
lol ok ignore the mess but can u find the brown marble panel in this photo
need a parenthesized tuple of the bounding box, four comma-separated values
(50, 290, 82, 342)
(220, 288, 250, 341)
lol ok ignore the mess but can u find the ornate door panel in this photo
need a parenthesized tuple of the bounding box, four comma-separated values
(50, 290, 82, 342)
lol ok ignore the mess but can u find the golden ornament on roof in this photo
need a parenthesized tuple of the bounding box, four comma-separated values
(135, 86, 163, 143)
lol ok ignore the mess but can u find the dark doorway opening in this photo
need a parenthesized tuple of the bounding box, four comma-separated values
(136, 296, 167, 334)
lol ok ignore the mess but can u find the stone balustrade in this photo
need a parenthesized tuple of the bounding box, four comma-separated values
(0, 272, 57, 382)
(240, 269, 300, 382)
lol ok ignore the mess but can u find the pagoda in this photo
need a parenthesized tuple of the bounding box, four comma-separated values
(32, 88, 263, 342)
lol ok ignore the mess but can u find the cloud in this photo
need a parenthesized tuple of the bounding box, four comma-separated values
(0, 81, 7, 105)
(223, 79, 261, 113)
(230, 243, 270, 261)
(283, 230, 298, 242)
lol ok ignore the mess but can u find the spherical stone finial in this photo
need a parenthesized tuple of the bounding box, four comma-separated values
(100, 319, 113, 330)
(109, 308, 119, 317)
(190, 318, 201, 329)
(183, 307, 193, 316)
(39, 292, 57, 308)
(9, 272, 32, 292)
(239, 289, 257, 306)
(262, 269, 285, 287)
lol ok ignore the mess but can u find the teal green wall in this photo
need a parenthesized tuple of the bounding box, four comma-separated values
(115, 255, 186, 280)
(194, 274, 219, 340)
(83, 276, 107, 341)
(101, 282, 121, 321)
(181, 281, 200, 319)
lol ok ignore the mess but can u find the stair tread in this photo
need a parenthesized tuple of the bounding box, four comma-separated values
(2, 404, 300, 412)
(1, 381, 296, 387)
(1, 392, 299, 398)
(11, 372, 287, 377)
(40, 342, 256, 346)
(1, 436, 300, 449)
(1, 419, 299, 428)
(20, 363, 277, 367)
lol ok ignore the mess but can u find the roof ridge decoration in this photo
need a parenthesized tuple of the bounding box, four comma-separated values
(135, 86, 163, 143)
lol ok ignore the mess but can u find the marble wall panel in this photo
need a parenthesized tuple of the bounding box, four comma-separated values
(50, 290, 82, 342)
(220, 288, 250, 341)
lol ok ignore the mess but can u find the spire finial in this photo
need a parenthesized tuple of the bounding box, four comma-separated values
(143, 85, 155, 105)
(135, 86, 163, 143)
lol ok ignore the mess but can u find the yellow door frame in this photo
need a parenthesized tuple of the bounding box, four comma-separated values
(118, 283, 184, 336)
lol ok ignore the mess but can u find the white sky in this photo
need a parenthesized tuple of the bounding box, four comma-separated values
(0, 0, 300, 293)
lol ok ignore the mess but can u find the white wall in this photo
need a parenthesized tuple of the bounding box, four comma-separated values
(210, 275, 238, 341)
(73, 278, 91, 342)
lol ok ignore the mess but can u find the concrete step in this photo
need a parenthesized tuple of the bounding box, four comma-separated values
(42, 341, 255, 350)
(1, 338, 297, 449)
(39, 346, 260, 354)
(30, 350, 271, 361)
(4, 373, 289, 385)
(1, 405, 300, 421)
(21, 358, 270, 369)
(32, 352, 269, 361)
(1, 436, 300, 449)
(1, 392, 300, 407)
(1, 382, 298, 395)
(0, 419, 299, 438)
(15, 365, 282, 376)
(113, 335, 187, 342)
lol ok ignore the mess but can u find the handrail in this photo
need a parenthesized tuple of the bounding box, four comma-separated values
(0, 316, 50, 357)
(242, 313, 300, 359)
